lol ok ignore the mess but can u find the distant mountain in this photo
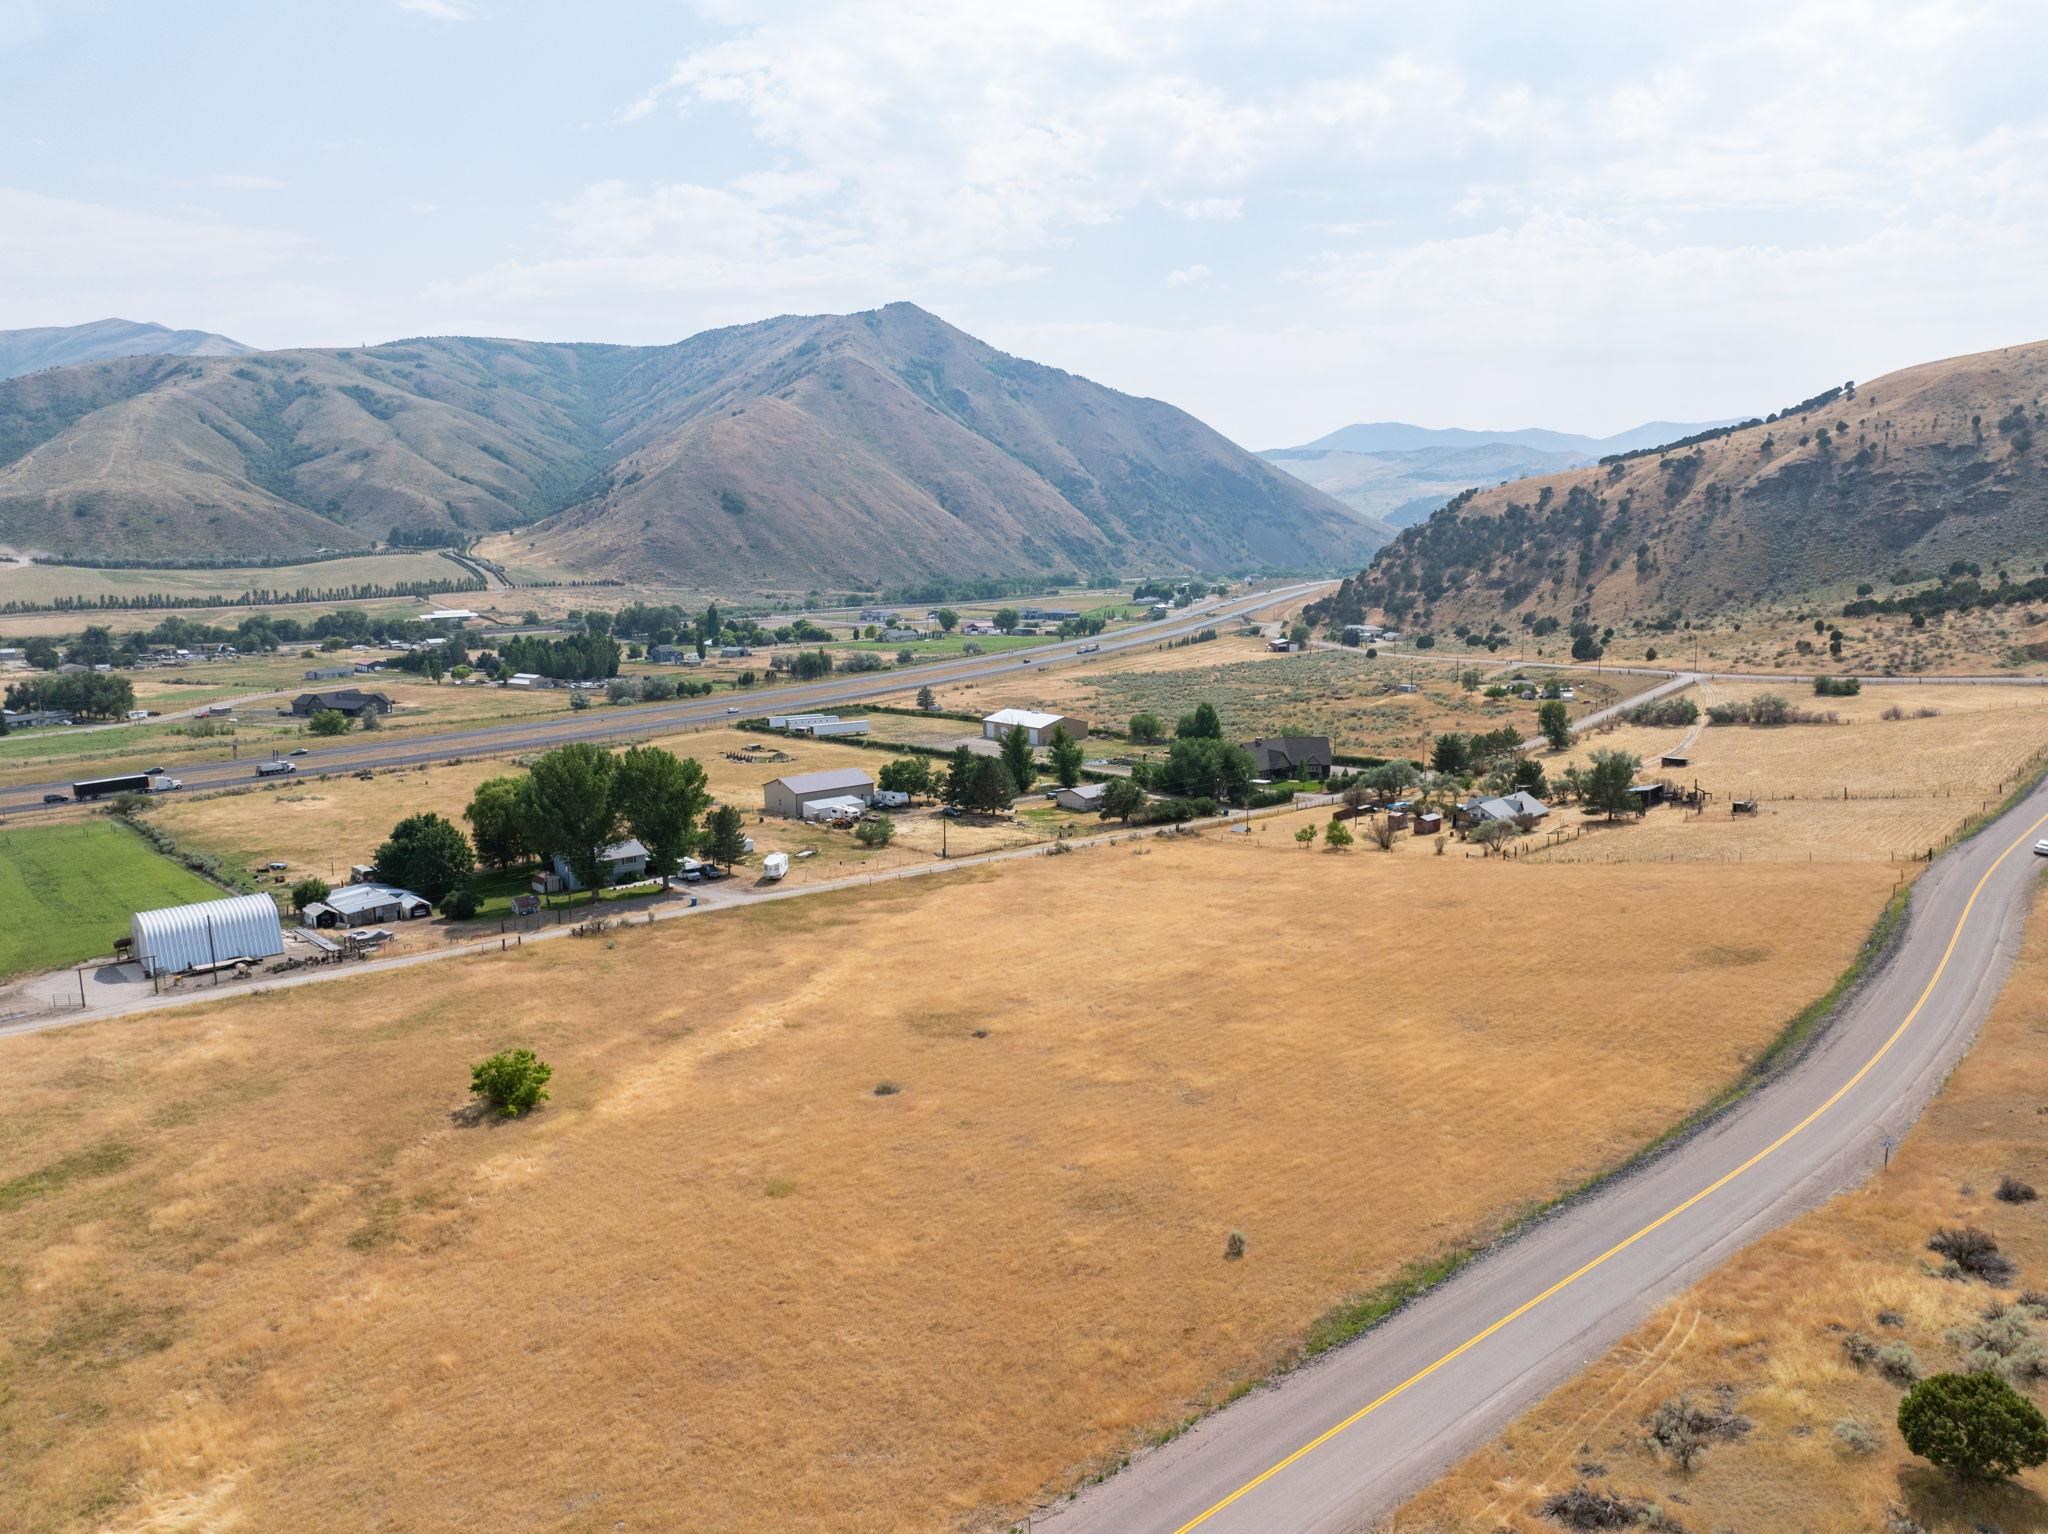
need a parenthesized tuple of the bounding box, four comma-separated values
(0, 318, 253, 380)
(1310, 340, 2048, 631)
(1262, 417, 1742, 528)
(0, 303, 1383, 585)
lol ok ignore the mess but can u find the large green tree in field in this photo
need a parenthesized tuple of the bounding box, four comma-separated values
(1000, 724, 1037, 793)
(1155, 737, 1255, 804)
(1538, 698, 1572, 751)
(1046, 725, 1084, 789)
(878, 756, 933, 797)
(1583, 748, 1641, 819)
(1175, 700, 1223, 740)
(1899, 1372, 2048, 1481)
(1098, 776, 1147, 823)
(375, 813, 476, 903)
(524, 743, 621, 896)
(702, 803, 749, 869)
(465, 775, 536, 870)
(612, 744, 710, 883)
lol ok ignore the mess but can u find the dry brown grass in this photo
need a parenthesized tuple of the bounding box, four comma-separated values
(1531, 682, 2048, 865)
(1397, 870, 2048, 1534)
(0, 830, 1896, 1533)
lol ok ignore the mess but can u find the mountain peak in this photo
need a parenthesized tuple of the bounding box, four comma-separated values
(0, 318, 253, 380)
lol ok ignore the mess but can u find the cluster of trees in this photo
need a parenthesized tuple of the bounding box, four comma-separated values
(0, 572, 482, 617)
(1427, 725, 1525, 778)
(1621, 695, 1701, 729)
(495, 633, 621, 682)
(11, 609, 478, 672)
(4, 670, 138, 720)
(1813, 674, 1863, 697)
(1705, 693, 1836, 727)
(1551, 749, 1642, 818)
(606, 675, 720, 704)
(461, 741, 745, 897)
(1843, 568, 2048, 622)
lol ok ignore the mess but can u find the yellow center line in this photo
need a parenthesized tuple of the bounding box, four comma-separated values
(1173, 806, 2048, 1534)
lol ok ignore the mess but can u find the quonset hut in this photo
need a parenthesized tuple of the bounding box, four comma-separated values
(130, 892, 284, 977)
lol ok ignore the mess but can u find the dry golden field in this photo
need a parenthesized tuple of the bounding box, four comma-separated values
(1531, 682, 2048, 865)
(1398, 870, 2048, 1534)
(138, 726, 1075, 888)
(0, 831, 1897, 1534)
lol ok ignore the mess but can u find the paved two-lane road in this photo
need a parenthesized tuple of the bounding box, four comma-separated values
(1042, 775, 2048, 1534)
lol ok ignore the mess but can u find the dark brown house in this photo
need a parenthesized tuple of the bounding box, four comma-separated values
(290, 688, 393, 719)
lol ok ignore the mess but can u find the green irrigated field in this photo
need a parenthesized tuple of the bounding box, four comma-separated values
(0, 820, 220, 976)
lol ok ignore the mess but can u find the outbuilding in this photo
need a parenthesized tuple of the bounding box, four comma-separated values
(132, 892, 285, 976)
(763, 767, 876, 819)
(1055, 782, 1108, 813)
(981, 708, 1087, 747)
(300, 884, 433, 928)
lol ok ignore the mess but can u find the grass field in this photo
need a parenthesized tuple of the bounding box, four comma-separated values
(1399, 870, 2048, 1534)
(1531, 682, 2048, 865)
(934, 639, 1657, 758)
(0, 552, 463, 607)
(0, 820, 218, 977)
(0, 831, 1897, 1532)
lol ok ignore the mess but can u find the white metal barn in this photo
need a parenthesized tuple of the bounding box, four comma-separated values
(130, 892, 285, 977)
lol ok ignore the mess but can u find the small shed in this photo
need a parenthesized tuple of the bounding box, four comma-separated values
(1660, 751, 1691, 768)
(1055, 782, 1108, 813)
(131, 893, 284, 977)
(1415, 811, 1444, 836)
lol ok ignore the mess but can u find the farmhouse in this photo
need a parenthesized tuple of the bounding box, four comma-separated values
(981, 708, 1087, 746)
(289, 688, 392, 719)
(537, 838, 651, 893)
(1454, 791, 1550, 830)
(3, 708, 73, 729)
(1055, 782, 1108, 813)
(131, 892, 285, 976)
(649, 644, 701, 665)
(763, 767, 876, 819)
(1246, 735, 1333, 780)
(300, 884, 433, 929)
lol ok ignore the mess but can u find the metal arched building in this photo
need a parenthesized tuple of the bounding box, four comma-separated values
(130, 892, 285, 977)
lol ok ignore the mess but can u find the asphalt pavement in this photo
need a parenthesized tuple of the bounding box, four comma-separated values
(1039, 775, 2048, 1534)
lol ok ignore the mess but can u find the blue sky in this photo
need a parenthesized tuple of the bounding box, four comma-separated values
(3, 0, 2045, 445)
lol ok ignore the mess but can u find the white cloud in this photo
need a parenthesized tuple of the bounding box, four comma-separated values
(1166, 263, 1210, 286)
(395, 0, 476, 19)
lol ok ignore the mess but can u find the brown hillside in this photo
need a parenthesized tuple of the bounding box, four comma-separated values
(0, 304, 1380, 585)
(1312, 340, 2048, 636)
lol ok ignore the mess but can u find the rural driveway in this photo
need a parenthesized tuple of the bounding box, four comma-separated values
(1038, 776, 2048, 1534)
(0, 583, 1328, 816)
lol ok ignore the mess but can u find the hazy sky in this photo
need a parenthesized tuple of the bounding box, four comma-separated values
(4, 0, 2045, 445)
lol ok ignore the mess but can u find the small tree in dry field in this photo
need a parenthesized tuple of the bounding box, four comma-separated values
(1324, 817, 1353, 850)
(1899, 1371, 2048, 1481)
(470, 1048, 552, 1118)
(1294, 825, 1316, 850)
(1370, 817, 1397, 851)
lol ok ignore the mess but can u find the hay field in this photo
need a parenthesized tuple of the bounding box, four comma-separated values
(0, 833, 1897, 1534)
(0, 820, 217, 976)
(1398, 870, 2048, 1534)
(0, 552, 461, 607)
(1532, 683, 2048, 865)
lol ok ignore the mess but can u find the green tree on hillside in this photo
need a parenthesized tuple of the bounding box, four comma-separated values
(1175, 701, 1223, 740)
(916, 684, 937, 711)
(1538, 699, 1572, 751)
(878, 756, 934, 798)
(934, 608, 960, 632)
(1128, 711, 1166, 744)
(1899, 1372, 2048, 1481)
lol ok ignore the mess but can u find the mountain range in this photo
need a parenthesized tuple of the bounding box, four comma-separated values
(1313, 340, 2048, 631)
(0, 304, 1381, 589)
(1262, 418, 1740, 529)
(0, 318, 253, 381)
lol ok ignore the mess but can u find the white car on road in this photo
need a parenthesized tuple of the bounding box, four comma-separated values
(2035, 839, 2048, 857)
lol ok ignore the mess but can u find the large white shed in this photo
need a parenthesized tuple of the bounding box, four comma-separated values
(130, 892, 285, 977)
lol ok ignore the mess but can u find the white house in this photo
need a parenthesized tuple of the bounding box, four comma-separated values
(1054, 782, 1108, 813)
(981, 708, 1088, 747)
(536, 838, 652, 893)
